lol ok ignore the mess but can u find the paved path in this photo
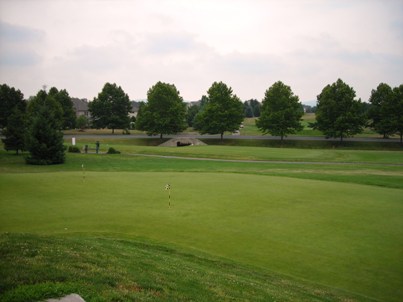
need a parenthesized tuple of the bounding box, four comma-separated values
(64, 133, 401, 143)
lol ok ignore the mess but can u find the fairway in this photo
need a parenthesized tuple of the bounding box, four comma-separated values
(1, 168, 402, 301)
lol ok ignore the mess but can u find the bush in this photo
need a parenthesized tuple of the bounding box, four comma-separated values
(107, 147, 120, 154)
(68, 145, 81, 153)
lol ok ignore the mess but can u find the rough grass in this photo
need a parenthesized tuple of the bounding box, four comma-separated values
(0, 234, 374, 302)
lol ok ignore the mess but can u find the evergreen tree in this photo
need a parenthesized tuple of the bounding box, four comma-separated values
(25, 90, 65, 165)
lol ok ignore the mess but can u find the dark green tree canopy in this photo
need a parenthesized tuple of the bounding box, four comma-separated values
(89, 83, 132, 133)
(25, 89, 65, 165)
(393, 84, 403, 143)
(0, 83, 26, 128)
(256, 81, 303, 140)
(368, 83, 401, 139)
(48, 87, 76, 130)
(27, 89, 64, 129)
(194, 81, 244, 139)
(136, 81, 187, 138)
(2, 106, 26, 155)
(315, 79, 366, 141)
(244, 99, 261, 118)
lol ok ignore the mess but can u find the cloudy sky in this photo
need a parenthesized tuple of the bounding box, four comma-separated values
(0, 0, 402, 104)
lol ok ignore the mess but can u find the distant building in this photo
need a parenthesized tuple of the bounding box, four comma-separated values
(71, 98, 90, 117)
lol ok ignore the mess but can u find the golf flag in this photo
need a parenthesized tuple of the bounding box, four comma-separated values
(165, 184, 171, 207)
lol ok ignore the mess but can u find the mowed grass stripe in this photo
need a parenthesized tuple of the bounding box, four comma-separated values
(1, 171, 402, 301)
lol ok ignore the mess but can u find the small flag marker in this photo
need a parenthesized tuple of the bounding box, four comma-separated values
(165, 184, 171, 207)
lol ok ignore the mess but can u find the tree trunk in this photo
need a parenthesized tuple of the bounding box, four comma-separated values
(280, 134, 284, 141)
(160, 133, 163, 139)
(112, 128, 115, 134)
(220, 132, 224, 140)
(340, 133, 344, 142)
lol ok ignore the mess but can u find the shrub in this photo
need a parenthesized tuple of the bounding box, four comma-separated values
(68, 145, 80, 153)
(107, 147, 120, 154)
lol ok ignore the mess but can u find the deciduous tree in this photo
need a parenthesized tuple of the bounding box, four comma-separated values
(256, 81, 303, 141)
(136, 82, 187, 138)
(0, 84, 26, 128)
(2, 107, 26, 154)
(315, 79, 366, 141)
(393, 84, 403, 143)
(89, 83, 132, 133)
(49, 87, 76, 129)
(368, 83, 396, 138)
(194, 81, 243, 140)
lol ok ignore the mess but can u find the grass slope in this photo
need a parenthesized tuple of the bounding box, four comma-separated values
(0, 233, 374, 302)
(1, 169, 402, 301)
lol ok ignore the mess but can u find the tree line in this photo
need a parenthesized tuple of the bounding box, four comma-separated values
(1, 79, 402, 164)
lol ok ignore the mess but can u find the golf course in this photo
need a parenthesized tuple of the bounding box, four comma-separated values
(1, 139, 402, 301)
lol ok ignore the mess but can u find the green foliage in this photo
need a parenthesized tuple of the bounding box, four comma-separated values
(368, 83, 396, 138)
(194, 82, 244, 139)
(2, 107, 26, 155)
(89, 83, 132, 133)
(25, 90, 65, 165)
(186, 103, 200, 127)
(244, 99, 261, 117)
(67, 145, 80, 153)
(75, 115, 89, 130)
(48, 87, 76, 129)
(315, 79, 366, 141)
(106, 147, 121, 154)
(135, 81, 187, 138)
(27, 90, 64, 129)
(256, 81, 303, 140)
(392, 84, 403, 143)
(0, 84, 26, 129)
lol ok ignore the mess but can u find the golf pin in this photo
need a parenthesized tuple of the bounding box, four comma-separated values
(165, 184, 171, 207)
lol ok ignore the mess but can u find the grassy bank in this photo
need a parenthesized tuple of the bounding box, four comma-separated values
(0, 234, 375, 302)
(1, 144, 402, 301)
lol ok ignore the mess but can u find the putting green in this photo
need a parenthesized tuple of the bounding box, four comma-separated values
(1, 171, 402, 301)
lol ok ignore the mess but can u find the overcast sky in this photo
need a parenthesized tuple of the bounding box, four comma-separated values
(0, 0, 402, 105)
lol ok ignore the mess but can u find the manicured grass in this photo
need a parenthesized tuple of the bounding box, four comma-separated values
(1, 169, 402, 301)
(1, 143, 402, 301)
